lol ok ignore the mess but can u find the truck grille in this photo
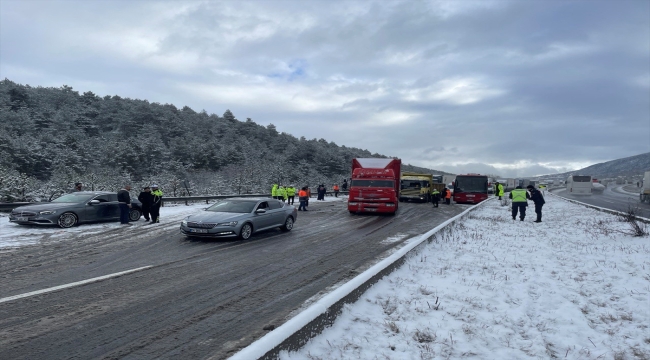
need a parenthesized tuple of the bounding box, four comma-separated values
(187, 222, 216, 229)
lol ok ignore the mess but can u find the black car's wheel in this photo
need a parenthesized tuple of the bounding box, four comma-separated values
(129, 209, 142, 222)
(57, 212, 78, 228)
(281, 216, 294, 232)
(239, 223, 253, 240)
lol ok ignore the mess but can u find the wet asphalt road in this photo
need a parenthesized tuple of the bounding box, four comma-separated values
(550, 185, 650, 219)
(0, 199, 469, 360)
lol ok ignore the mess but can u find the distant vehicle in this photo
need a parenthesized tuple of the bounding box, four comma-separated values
(453, 174, 489, 204)
(567, 175, 592, 195)
(180, 198, 297, 240)
(431, 175, 444, 184)
(640, 171, 650, 203)
(400, 172, 433, 202)
(9, 191, 143, 228)
(348, 158, 401, 214)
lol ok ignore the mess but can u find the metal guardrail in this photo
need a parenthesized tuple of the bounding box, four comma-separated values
(0, 191, 350, 212)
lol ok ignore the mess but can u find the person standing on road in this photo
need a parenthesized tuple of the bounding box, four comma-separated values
(496, 182, 504, 200)
(305, 186, 311, 206)
(342, 179, 348, 191)
(333, 184, 340, 197)
(286, 185, 296, 205)
(138, 186, 153, 222)
(509, 186, 530, 221)
(117, 184, 132, 225)
(298, 187, 308, 211)
(277, 185, 286, 203)
(317, 184, 326, 200)
(150, 185, 163, 224)
(431, 188, 440, 208)
(527, 185, 545, 223)
(271, 183, 278, 200)
(444, 187, 452, 205)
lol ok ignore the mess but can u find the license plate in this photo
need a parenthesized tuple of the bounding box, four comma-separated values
(466, 195, 475, 197)
(190, 229, 208, 233)
(365, 208, 377, 212)
(17, 217, 29, 221)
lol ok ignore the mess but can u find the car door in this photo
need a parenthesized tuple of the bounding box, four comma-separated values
(86, 194, 119, 222)
(266, 200, 286, 227)
(252, 201, 274, 230)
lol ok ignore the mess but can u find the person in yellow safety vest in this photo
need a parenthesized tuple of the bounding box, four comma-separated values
(271, 184, 278, 199)
(430, 188, 440, 208)
(277, 186, 287, 203)
(150, 185, 164, 224)
(496, 182, 504, 200)
(508, 186, 530, 221)
(286, 186, 296, 205)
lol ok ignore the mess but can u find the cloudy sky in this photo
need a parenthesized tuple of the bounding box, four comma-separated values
(1, 0, 649, 177)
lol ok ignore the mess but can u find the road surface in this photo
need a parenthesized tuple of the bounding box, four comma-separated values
(550, 185, 650, 218)
(0, 200, 468, 360)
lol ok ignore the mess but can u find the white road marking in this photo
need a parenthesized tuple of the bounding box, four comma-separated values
(0, 265, 153, 304)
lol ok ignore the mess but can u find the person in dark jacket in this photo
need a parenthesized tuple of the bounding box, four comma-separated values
(527, 185, 545, 223)
(117, 185, 132, 225)
(138, 186, 153, 222)
(342, 179, 348, 191)
(431, 188, 440, 208)
(317, 184, 326, 200)
(69, 182, 83, 193)
(509, 186, 530, 221)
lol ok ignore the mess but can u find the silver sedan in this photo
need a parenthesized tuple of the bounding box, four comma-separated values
(180, 198, 297, 240)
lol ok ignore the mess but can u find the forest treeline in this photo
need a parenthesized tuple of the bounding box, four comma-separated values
(0, 79, 445, 201)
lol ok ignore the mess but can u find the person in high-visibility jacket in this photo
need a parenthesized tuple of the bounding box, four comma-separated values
(286, 186, 296, 205)
(333, 184, 340, 197)
(150, 185, 163, 224)
(298, 187, 308, 211)
(444, 187, 452, 205)
(496, 182, 504, 200)
(509, 186, 530, 221)
(277, 186, 287, 203)
(271, 184, 278, 199)
(431, 188, 440, 208)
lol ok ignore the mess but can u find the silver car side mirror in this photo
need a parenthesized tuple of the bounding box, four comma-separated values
(255, 208, 267, 214)
(89, 199, 100, 205)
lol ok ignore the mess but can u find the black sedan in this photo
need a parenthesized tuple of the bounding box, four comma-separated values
(9, 191, 142, 228)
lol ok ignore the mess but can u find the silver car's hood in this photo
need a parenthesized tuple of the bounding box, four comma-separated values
(12, 202, 84, 212)
(186, 211, 249, 223)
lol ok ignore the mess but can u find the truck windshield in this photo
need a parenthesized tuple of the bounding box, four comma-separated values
(400, 180, 429, 190)
(455, 177, 488, 193)
(351, 180, 394, 188)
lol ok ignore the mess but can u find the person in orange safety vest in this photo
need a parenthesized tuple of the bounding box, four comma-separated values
(298, 187, 308, 211)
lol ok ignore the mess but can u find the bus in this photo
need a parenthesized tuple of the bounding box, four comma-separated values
(566, 175, 592, 195)
(453, 174, 489, 204)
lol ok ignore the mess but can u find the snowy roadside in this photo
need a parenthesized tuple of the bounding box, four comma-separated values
(280, 195, 650, 359)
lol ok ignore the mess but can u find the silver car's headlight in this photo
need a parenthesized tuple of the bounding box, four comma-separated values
(181, 219, 188, 226)
(39, 210, 56, 215)
(216, 221, 238, 226)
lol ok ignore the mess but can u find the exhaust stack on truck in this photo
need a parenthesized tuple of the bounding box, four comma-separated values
(348, 158, 401, 214)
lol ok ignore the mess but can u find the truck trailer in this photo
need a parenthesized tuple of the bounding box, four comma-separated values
(399, 172, 433, 202)
(348, 158, 401, 214)
(640, 171, 650, 203)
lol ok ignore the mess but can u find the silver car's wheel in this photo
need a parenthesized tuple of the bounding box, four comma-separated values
(281, 216, 294, 232)
(239, 223, 253, 240)
(57, 212, 78, 228)
(129, 209, 142, 222)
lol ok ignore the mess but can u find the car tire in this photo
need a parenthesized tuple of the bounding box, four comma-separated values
(281, 216, 294, 232)
(129, 209, 142, 222)
(57, 212, 78, 228)
(239, 223, 253, 240)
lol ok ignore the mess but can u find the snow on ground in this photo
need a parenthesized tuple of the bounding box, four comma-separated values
(281, 195, 650, 360)
(0, 203, 209, 249)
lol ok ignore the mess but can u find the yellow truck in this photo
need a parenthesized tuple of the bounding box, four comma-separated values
(399, 172, 435, 202)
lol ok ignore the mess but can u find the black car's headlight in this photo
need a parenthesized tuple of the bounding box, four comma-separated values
(216, 221, 238, 226)
(181, 219, 188, 226)
(39, 210, 57, 215)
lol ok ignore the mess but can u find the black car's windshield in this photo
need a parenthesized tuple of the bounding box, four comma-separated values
(206, 200, 256, 213)
(51, 193, 95, 203)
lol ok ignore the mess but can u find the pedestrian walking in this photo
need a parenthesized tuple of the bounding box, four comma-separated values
(342, 179, 348, 191)
(333, 184, 340, 197)
(298, 187, 309, 211)
(443, 187, 452, 205)
(150, 185, 163, 224)
(317, 184, 326, 200)
(286, 185, 296, 205)
(431, 187, 440, 207)
(527, 185, 545, 223)
(278, 185, 287, 203)
(138, 186, 153, 222)
(117, 184, 132, 225)
(509, 186, 530, 221)
(496, 182, 504, 200)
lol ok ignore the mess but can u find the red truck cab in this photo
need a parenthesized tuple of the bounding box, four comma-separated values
(347, 158, 401, 214)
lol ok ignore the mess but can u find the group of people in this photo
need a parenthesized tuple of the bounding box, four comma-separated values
(509, 185, 545, 222)
(271, 184, 297, 205)
(430, 187, 452, 207)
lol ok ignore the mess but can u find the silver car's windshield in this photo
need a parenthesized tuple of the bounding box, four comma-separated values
(51, 193, 95, 203)
(206, 201, 256, 213)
